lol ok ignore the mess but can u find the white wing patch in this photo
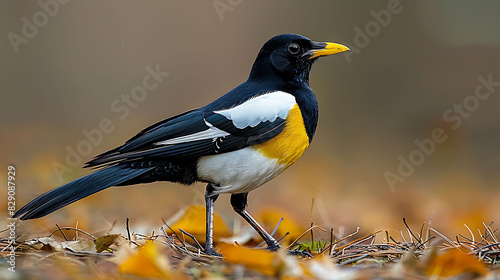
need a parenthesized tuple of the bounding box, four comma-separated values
(155, 119, 229, 145)
(214, 91, 296, 129)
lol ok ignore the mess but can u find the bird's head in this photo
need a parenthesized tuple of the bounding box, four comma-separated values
(249, 34, 350, 83)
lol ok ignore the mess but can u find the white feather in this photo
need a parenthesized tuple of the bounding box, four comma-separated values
(155, 119, 229, 145)
(214, 91, 296, 129)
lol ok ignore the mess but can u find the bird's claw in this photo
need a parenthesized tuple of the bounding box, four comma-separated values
(286, 249, 312, 258)
(204, 246, 223, 257)
(266, 242, 312, 258)
(265, 242, 281, 251)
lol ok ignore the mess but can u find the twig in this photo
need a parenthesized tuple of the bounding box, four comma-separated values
(416, 236, 435, 250)
(424, 211, 434, 245)
(270, 218, 284, 237)
(464, 224, 475, 243)
(256, 217, 284, 248)
(276, 232, 289, 243)
(126, 218, 131, 242)
(162, 219, 187, 251)
(483, 222, 498, 243)
(178, 228, 204, 251)
(48, 227, 95, 240)
(400, 230, 409, 245)
(55, 224, 68, 241)
(338, 253, 370, 266)
(310, 222, 315, 253)
(285, 225, 326, 250)
(336, 230, 382, 253)
(330, 228, 334, 256)
(403, 218, 421, 246)
(75, 221, 79, 240)
(430, 228, 459, 248)
(316, 227, 361, 258)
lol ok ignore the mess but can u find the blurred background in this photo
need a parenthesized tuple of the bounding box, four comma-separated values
(1, 1, 499, 240)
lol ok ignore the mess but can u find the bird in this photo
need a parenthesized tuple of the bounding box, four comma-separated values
(14, 34, 349, 256)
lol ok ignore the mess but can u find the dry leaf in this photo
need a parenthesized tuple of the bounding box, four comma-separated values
(27, 237, 59, 251)
(94, 234, 119, 253)
(61, 240, 97, 253)
(218, 243, 282, 276)
(306, 256, 357, 280)
(259, 207, 305, 244)
(168, 205, 232, 243)
(118, 241, 171, 278)
(426, 248, 488, 277)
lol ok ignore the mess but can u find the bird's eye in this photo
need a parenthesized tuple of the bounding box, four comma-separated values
(287, 43, 300, 55)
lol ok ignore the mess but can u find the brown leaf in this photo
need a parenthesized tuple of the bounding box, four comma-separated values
(94, 234, 119, 253)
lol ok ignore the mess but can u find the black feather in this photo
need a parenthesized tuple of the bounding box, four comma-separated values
(13, 165, 153, 220)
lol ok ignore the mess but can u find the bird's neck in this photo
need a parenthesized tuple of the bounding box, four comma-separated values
(248, 56, 274, 81)
(249, 57, 312, 85)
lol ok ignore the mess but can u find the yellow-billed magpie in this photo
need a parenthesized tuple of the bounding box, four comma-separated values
(14, 34, 349, 256)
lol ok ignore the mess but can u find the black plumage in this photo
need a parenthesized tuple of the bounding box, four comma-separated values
(14, 34, 349, 256)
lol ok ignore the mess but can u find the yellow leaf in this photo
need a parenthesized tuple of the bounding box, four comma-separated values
(219, 243, 282, 276)
(259, 207, 305, 244)
(118, 241, 171, 278)
(427, 248, 488, 277)
(168, 205, 232, 243)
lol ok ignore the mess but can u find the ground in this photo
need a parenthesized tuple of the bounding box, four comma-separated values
(1, 205, 499, 279)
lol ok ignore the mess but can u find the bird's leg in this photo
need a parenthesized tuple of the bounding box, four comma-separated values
(230, 193, 281, 250)
(204, 183, 221, 256)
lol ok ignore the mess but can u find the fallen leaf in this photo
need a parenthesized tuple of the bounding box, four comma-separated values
(94, 234, 119, 253)
(118, 241, 171, 278)
(220, 226, 258, 245)
(168, 205, 232, 243)
(259, 207, 306, 244)
(306, 256, 358, 280)
(61, 240, 97, 253)
(218, 243, 282, 276)
(28, 237, 59, 251)
(426, 248, 488, 277)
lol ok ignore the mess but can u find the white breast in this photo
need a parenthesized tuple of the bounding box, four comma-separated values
(196, 147, 286, 194)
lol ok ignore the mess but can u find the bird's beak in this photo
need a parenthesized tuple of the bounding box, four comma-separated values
(308, 42, 350, 59)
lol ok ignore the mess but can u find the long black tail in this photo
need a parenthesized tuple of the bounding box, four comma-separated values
(13, 165, 153, 220)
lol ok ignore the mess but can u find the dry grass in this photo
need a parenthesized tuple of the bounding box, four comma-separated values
(1, 215, 499, 279)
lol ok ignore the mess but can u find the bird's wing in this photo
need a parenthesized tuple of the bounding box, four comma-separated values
(85, 91, 297, 167)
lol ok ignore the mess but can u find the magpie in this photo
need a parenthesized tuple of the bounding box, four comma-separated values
(14, 34, 349, 256)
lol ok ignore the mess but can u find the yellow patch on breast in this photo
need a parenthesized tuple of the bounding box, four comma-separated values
(255, 104, 310, 168)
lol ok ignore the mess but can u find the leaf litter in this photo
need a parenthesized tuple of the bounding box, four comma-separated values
(1, 206, 499, 279)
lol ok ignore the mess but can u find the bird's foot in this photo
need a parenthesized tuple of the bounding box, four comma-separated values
(286, 249, 312, 258)
(265, 242, 312, 258)
(265, 241, 281, 251)
(204, 246, 223, 257)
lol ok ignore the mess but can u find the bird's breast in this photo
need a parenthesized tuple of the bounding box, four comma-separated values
(254, 104, 310, 168)
(196, 103, 310, 194)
